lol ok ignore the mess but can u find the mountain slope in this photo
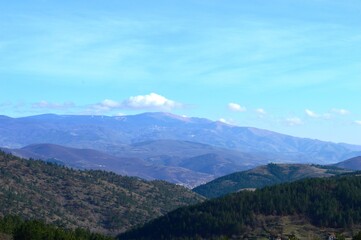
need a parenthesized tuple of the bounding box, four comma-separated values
(334, 156, 361, 170)
(4, 140, 279, 187)
(118, 173, 361, 239)
(110, 139, 269, 177)
(0, 112, 360, 164)
(110, 139, 267, 167)
(0, 151, 203, 235)
(2, 143, 217, 188)
(193, 163, 351, 198)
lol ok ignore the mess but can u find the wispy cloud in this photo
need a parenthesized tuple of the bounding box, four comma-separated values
(101, 99, 121, 108)
(355, 120, 361, 125)
(32, 101, 75, 109)
(256, 108, 266, 115)
(2, 4, 359, 89)
(285, 117, 303, 126)
(218, 118, 236, 126)
(305, 109, 319, 118)
(228, 103, 246, 112)
(218, 118, 230, 124)
(0, 101, 12, 108)
(90, 99, 121, 112)
(305, 108, 350, 119)
(332, 108, 350, 115)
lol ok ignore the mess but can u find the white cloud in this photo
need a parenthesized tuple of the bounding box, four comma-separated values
(332, 108, 350, 115)
(305, 108, 348, 119)
(305, 109, 319, 118)
(355, 120, 361, 125)
(218, 118, 230, 124)
(256, 108, 266, 115)
(285, 117, 303, 126)
(101, 99, 121, 108)
(123, 93, 181, 110)
(228, 103, 246, 112)
(90, 93, 182, 113)
(89, 99, 118, 112)
(32, 101, 74, 109)
(218, 118, 236, 125)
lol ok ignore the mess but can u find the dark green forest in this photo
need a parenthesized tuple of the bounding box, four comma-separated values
(193, 163, 350, 198)
(119, 173, 361, 239)
(0, 215, 112, 240)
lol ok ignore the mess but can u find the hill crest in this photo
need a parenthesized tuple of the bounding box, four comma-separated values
(193, 163, 351, 198)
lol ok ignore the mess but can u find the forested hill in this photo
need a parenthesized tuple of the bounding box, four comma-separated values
(0, 216, 112, 240)
(193, 163, 351, 198)
(119, 173, 361, 239)
(0, 151, 203, 235)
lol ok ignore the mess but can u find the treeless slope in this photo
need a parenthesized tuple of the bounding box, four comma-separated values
(334, 156, 361, 170)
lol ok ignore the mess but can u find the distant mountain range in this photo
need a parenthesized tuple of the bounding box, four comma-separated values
(193, 163, 351, 198)
(0, 151, 203, 234)
(1, 112, 361, 186)
(1, 112, 360, 163)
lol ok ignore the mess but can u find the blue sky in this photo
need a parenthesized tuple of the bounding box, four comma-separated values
(1, 0, 361, 144)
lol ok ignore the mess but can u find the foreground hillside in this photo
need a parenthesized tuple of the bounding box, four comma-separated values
(0, 151, 203, 235)
(193, 163, 351, 198)
(0, 216, 112, 240)
(119, 173, 361, 239)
